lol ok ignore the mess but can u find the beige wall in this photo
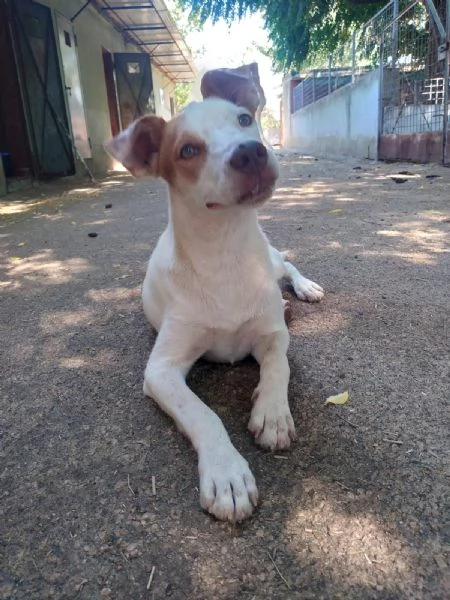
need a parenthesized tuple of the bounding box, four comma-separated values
(152, 67, 175, 121)
(38, 0, 176, 174)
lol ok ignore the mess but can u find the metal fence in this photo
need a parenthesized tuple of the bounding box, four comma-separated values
(292, 0, 450, 163)
(380, 0, 447, 132)
(291, 0, 410, 112)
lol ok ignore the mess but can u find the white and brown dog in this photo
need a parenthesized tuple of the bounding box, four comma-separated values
(105, 65, 323, 522)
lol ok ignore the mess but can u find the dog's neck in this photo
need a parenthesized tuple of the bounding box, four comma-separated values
(167, 190, 263, 264)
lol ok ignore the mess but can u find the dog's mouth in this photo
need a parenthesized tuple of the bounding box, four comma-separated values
(237, 177, 276, 206)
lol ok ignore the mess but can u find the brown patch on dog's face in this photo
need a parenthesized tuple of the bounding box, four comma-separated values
(158, 115, 207, 189)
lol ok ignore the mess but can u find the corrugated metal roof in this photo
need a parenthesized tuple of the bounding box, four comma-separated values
(92, 0, 197, 82)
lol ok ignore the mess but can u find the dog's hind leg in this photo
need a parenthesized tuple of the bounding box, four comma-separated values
(143, 319, 258, 522)
(269, 246, 324, 302)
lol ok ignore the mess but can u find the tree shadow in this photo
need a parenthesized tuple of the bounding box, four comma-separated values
(0, 156, 448, 599)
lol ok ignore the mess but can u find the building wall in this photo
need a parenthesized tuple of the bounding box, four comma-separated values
(152, 67, 175, 121)
(285, 69, 380, 160)
(36, 0, 175, 174)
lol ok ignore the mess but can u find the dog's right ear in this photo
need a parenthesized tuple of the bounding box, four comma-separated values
(104, 115, 166, 177)
(201, 63, 261, 116)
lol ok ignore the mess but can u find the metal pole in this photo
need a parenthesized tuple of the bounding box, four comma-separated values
(352, 31, 356, 83)
(378, 35, 385, 149)
(443, 0, 450, 164)
(392, 0, 399, 67)
(391, 0, 399, 106)
(328, 55, 332, 94)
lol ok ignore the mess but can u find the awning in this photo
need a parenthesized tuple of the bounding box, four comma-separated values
(92, 0, 197, 82)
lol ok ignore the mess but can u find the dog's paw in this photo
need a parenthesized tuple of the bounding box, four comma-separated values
(293, 277, 324, 303)
(248, 396, 296, 451)
(198, 447, 258, 522)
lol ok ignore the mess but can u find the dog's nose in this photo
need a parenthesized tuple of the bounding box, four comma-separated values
(229, 141, 268, 174)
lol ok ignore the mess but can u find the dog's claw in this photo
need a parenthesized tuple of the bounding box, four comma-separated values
(198, 447, 258, 522)
(293, 278, 324, 302)
(248, 397, 296, 451)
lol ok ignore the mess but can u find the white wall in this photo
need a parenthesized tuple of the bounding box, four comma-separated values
(286, 69, 380, 160)
(152, 67, 175, 121)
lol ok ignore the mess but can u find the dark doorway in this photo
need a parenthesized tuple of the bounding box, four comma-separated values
(10, 0, 75, 178)
(113, 52, 155, 129)
(0, 1, 32, 178)
(102, 48, 121, 137)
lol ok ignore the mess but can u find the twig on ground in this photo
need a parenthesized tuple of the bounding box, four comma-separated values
(267, 551, 292, 590)
(146, 566, 156, 591)
(127, 474, 136, 496)
(334, 412, 360, 429)
(382, 438, 403, 445)
(152, 475, 156, 496)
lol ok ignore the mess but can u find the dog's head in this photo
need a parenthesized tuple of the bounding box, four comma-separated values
(104, 64, 279, 210)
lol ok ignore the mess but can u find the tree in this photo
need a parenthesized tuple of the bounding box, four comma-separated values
(173, 82, 192, 111)
(177, 0, 385, 71)
(260, 108, 280, 131)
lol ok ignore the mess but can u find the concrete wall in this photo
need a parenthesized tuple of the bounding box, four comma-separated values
(285, 69, 380, 160)
(152, 67, 175, 121)
(38, 0, 175, 174)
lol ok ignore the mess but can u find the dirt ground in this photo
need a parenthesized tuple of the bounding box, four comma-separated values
(0, 153, 449, 600)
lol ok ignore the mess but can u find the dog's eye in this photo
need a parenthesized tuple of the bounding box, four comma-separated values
(179, 144, 199, 159)
(238, 113, 253, 127)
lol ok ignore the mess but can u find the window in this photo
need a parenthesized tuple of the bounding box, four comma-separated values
(127, 62, 140, 75)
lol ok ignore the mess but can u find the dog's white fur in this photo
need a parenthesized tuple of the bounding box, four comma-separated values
(105, 68, 323, 522)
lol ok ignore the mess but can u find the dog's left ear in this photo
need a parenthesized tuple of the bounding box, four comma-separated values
(104, 115, 166, 177)
(201, 62, 261, 115)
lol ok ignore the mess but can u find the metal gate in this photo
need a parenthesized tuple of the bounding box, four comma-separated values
(10, 0, 75, 178)
(113, 53, 155, 129)
(379, 0, 449, 164)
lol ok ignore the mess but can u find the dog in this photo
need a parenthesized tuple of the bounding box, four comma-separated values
(105, 65, 323, 522)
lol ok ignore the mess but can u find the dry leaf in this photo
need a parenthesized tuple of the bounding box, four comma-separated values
(10, 256, 23, 263)
(324, 390, 349, 405)
(17, 242, 27, 247)
(328, 208, 343, 214)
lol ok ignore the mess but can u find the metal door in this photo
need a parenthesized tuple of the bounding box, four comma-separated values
(55, 13, 91, 159)
(10, 0, 74, 177)
(113, 53, 155, 129)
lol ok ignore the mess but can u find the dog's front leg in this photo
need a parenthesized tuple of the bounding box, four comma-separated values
(143, 321, 258, 522)
(250, 328, 296, 451)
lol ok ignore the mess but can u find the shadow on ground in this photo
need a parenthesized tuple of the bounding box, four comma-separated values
(0, 156, 449, 599)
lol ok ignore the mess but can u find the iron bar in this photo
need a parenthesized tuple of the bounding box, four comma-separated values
(70, 0, 92, 22)
(423, 0, 446, 40)
(443, 0, 450, 164)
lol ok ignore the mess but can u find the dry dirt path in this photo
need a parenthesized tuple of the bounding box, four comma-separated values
(1, 154, 449, 599)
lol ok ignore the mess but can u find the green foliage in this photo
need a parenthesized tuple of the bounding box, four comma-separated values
(178, 0, 385, 71)
(173, 82, 192, 111)
(260, 108, 280, 130)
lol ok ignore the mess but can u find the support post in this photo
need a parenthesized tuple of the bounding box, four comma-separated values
(443, 0, 450, 164)
(352, 31, 356, 83)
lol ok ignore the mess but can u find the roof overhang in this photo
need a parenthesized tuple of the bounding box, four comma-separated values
(92, 0, 197, 82)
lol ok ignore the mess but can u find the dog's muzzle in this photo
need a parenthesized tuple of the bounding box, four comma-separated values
(229, 141, 277, 205)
